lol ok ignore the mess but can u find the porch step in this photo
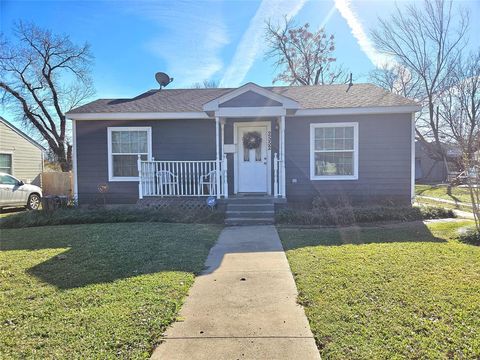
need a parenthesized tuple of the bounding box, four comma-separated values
(225, 197, 275, 226)
(225, 217, 275, 226)
(227, 204, 274, 212)
(226, 197, 274, 205)
(226, 210, 275, 217)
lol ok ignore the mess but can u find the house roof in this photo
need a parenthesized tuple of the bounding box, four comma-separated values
(0, 117, 46, 151)
(68, 83, 418, 115)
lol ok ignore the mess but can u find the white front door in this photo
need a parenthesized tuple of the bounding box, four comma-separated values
(238, 125, 268, 193)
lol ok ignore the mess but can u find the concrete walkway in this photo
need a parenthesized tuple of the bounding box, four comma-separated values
(151, 225, 320, 360)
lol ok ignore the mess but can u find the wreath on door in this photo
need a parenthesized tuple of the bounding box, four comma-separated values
(242, 131, 262, 149)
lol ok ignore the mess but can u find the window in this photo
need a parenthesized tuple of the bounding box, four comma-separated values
(107, 127, 152, 181)
(310, 122, 358, 180)
(0, 174, 18, 185)
(0, 154, 12, 174)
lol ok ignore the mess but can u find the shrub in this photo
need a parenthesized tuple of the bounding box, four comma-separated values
(275, 205, 455, 226)
(458, 230, 480, 246)
(0, 206, 224, 229)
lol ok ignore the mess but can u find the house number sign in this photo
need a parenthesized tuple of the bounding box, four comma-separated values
(267, 131, 272, 150)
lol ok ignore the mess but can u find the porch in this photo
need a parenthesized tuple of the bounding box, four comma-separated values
(134, 83, 300, 201)
(137, 116, 287, 200)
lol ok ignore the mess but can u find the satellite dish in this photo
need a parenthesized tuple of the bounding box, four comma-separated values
(155, 72, 173, 89)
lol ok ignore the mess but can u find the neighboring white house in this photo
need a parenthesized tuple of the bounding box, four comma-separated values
(0, 117, 45, 186)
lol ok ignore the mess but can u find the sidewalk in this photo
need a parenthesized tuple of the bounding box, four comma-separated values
(415, 196, 475, 219)
(151, 225, 320, 360)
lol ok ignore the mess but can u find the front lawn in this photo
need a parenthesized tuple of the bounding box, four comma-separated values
(0, 222, 221, 358)
(278, 221, 480, 359)
(416, 184, 473, 204)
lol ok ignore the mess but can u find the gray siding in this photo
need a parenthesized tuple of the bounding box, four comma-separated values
(415, 142, 447, 183)
(76, 114, 413, 206)
(284, 114, 413, 206)
(0, 121, 43, 185)
(220, 91, 282, 107)
(76, 119, 216, 204)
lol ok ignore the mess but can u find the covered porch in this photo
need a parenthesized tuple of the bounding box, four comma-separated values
(137, 116, 286, 200)
(138, 83, 299, 201)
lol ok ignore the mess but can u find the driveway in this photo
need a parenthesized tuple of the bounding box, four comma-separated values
(151, 225, 320, 360)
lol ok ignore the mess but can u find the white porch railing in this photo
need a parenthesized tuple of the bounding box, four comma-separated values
(274, 152, 282, 197)
(138, 156, 228, 198)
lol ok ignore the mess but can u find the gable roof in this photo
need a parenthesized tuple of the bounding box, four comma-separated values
(67, 83, 419, 115)
(0, 117, 46, 151)
(203, 82, 300, 111)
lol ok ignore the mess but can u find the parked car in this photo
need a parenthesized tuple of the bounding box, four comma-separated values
(0, 172, 42, 210)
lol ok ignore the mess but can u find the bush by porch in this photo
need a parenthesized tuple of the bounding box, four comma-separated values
(276, 205, 455, 226)
(0, 205, 225, 229)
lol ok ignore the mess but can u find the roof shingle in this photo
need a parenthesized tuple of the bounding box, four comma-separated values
(68, 83, 417, 114)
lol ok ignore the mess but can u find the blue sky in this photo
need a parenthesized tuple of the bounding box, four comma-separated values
(1, 0, 479, 104)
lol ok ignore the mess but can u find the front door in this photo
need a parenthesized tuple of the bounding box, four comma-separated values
(237, 125, 268, 193)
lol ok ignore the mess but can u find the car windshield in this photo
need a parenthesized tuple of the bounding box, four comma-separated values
(0, 174, 19, 185)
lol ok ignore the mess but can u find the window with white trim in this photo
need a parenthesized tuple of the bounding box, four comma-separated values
(108, 127, 151, 181)
(0, 153, 12, 174)
(310, 123, 358, 180)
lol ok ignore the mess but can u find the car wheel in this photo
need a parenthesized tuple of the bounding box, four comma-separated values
(27, 194, 41, 210)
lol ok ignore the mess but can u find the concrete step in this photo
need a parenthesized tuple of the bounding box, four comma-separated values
(225, 217, 275, 226)
(227, 204, 274, 212)
(226, 210, 275, 215)
(226, 197, 274, 205)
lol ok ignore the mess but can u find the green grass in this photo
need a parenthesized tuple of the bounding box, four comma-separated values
(0, 222, 222, 359)
(416, 184, 473, 204)
(278, 221, 480, 359)
(416, 197, 474, 213)
(0, 208, 26, 219)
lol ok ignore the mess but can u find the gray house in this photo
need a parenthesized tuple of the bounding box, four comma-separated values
(67, 82, 419, 207)
(0, 117, 44, 186)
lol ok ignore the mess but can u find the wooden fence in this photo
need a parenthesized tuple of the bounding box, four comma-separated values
(41, 171, 73, 197)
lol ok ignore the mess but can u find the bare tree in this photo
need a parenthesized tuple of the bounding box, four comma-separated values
(438, 50, 480, 225)
(467, 154, 480, 232)
(371, 0, 469, 169)
(369, 63, 422, 100)
(438, 51, 480, 161)
(192, 79, 219, 88)
(265, 18, 349, 85)
(0, 22, 94, 171)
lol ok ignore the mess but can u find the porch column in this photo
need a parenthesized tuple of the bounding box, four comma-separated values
(280, 115, 286, 198)
(215, 116, 221, 199)
(221, 118, 227, 198)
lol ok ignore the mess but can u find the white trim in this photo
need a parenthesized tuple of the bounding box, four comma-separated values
(203, 82, 300, 111)
(216, 107, 286, 117)
(215, 117, 221, 199)
(310, 122, 359, 181)
(296, 105, 421, 117)
(66, 105, 421, 121)
(233, 121, 272, 195)
(67, 112, 209, 121)
(280, 115, 286, 198)
(107, 126, 152, 182)
(411, 113, 416, 203)
(72, 119, 78, 199)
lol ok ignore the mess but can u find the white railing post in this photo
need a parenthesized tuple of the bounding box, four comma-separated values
(215, 117, 221, 199)
(274, 152, 278, 197)
(280, 115, 286, 198)
(223, 154, 228, 198)
(137, 154, 143, 199)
